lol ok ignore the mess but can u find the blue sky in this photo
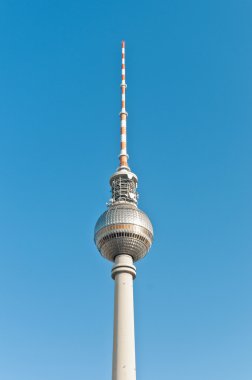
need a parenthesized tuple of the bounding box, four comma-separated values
(0, 0, 251, 379)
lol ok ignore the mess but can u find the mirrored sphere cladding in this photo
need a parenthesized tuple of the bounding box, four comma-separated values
(94, 202, 153, 262)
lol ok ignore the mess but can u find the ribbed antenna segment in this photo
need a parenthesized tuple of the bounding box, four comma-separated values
(119, 40, 128, 168)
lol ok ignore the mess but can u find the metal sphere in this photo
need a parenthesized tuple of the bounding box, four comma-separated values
(94, 203, 153, 262)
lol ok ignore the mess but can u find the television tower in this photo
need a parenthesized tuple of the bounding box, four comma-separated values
(94, 41, 153, 380)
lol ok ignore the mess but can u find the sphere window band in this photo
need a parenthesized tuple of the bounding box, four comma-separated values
(98, 231, 151, 250)
(95, 223, 153, 239)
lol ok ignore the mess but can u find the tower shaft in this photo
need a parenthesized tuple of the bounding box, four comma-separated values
(112, 255, 136, 380)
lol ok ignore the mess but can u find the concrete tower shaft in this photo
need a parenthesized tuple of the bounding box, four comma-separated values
(112, 255, 136, 380)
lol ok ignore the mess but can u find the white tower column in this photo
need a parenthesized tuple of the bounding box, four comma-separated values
(111, 254, 137, 380)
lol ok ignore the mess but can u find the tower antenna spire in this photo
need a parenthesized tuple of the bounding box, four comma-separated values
(119, 40, 129, 169)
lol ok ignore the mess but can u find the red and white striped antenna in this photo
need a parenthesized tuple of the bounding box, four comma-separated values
(119, 40, 129, 169)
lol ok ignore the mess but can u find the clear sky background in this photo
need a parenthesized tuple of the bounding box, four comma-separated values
(0, 0, 251, 379)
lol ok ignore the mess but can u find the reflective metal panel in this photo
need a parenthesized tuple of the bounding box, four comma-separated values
(95, 204, 153, 235)
(94, 203, 153, 262)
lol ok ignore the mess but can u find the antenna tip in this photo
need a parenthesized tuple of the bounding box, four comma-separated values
(122, 40, 125, 47)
